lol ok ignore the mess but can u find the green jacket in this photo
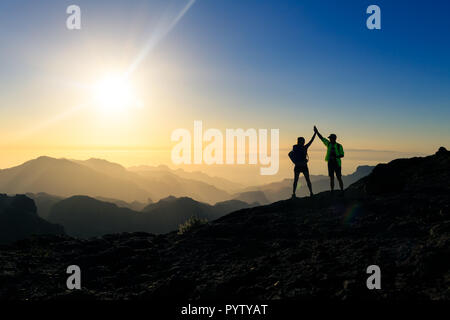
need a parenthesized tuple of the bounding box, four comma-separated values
(320, 137, 344, 166)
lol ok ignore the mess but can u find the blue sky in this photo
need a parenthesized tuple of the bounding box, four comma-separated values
(182, 0, 450, 126)
(0, 0, 449, 175)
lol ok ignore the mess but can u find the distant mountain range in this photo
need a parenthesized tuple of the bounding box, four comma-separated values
(0, 192, 257, 242)
(0, 156, 374, 206)
(0, 156, 374, 242)
(129, 164, 244, 193)
(47, 195, 256, 238)
(0, 156, 235, 204)
(0, 157, 373, 241)
(0, 157, 150, 203)
(25, 192, 149, 220)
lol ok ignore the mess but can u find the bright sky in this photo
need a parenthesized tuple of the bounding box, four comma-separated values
(0, 0, 449, 184)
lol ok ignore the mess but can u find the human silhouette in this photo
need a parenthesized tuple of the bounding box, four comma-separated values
(289, 132, 316, 198)
(314, 126, 344, 192)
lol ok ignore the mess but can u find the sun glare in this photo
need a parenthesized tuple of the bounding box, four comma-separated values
(93, 75, 137, 113)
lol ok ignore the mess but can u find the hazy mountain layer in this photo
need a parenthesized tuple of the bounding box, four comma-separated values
(129, 165, 244, 194)
(0, 156, 374, 207)
(0, 156, 232, 204)
(0, 157, 150, 203)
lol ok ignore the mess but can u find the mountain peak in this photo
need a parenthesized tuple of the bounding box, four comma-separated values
(158, 195, 196, 203)
(32, 156, 65, 163)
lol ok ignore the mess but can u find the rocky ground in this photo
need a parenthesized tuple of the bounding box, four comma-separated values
(0, 148, 449, 300)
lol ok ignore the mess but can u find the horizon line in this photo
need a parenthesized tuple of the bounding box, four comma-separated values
(0, 145, 429, 155)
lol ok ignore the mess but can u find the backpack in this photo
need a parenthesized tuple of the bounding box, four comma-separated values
(289, 145, 309, 165)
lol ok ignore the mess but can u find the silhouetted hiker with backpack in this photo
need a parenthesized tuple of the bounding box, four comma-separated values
(289, 132, 316, 198)
(314, 125, 344, 192)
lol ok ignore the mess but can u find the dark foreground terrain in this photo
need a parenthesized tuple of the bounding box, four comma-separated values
(0, 148, 449, 300)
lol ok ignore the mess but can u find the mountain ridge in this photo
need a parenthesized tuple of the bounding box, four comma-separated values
(48, 195, 256, 237)
(0, 156, 232, 204)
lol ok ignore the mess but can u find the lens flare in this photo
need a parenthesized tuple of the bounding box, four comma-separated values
(343, 203, 362, 225)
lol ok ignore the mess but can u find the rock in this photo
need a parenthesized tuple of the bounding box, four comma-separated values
(436, 146, 448, 155)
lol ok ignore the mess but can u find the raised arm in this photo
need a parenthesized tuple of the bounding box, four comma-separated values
(305, 132, 316, 148)
(314, 125, 328, 146)
(314, 126, 323, 140)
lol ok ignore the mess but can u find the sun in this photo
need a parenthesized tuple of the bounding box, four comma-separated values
(93, 74, 137, 113)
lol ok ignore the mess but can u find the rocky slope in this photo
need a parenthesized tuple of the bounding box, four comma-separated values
(0, 149, 448, 300)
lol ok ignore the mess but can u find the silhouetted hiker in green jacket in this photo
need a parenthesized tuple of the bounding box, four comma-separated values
(289, 132, 316, 198)
(314, 126, 344, 192)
